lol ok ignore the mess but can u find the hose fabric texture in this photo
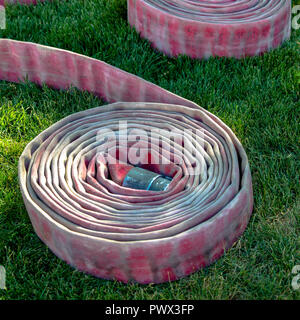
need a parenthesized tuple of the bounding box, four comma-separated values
(0, 0, 291, 58)
(128, 0, 291, 58)
(0, 39, 253, 283)
(3, 0, 289, 283)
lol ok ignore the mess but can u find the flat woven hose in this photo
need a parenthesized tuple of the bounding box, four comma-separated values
(0, 0, 291, 58)
(0, 39, 253, 283)
(128, 0, 291, 58)
(1, 0, 281, 283)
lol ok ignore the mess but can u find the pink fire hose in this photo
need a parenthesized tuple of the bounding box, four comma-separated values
(0, 0, 291, 283)
(128, 0, 291, 58)
(0, 39, 253, 284)
(0, 0, 292, 58)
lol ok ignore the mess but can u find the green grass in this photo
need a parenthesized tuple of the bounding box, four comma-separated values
(0, 0, 299, 300)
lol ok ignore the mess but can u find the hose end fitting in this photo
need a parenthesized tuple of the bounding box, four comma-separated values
(122, 167, 171, 191)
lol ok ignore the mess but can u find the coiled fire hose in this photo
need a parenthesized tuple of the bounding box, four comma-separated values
(129, 0, 291, 58)
(0, 39, 253, 284)
(3, 0, 293, 283)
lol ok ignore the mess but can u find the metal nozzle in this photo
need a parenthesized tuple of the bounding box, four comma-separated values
(122, 167, 171, 191)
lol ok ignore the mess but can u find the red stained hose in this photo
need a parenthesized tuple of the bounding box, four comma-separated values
(0, 0, 269, 284)
(128, 0, 291, 58)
